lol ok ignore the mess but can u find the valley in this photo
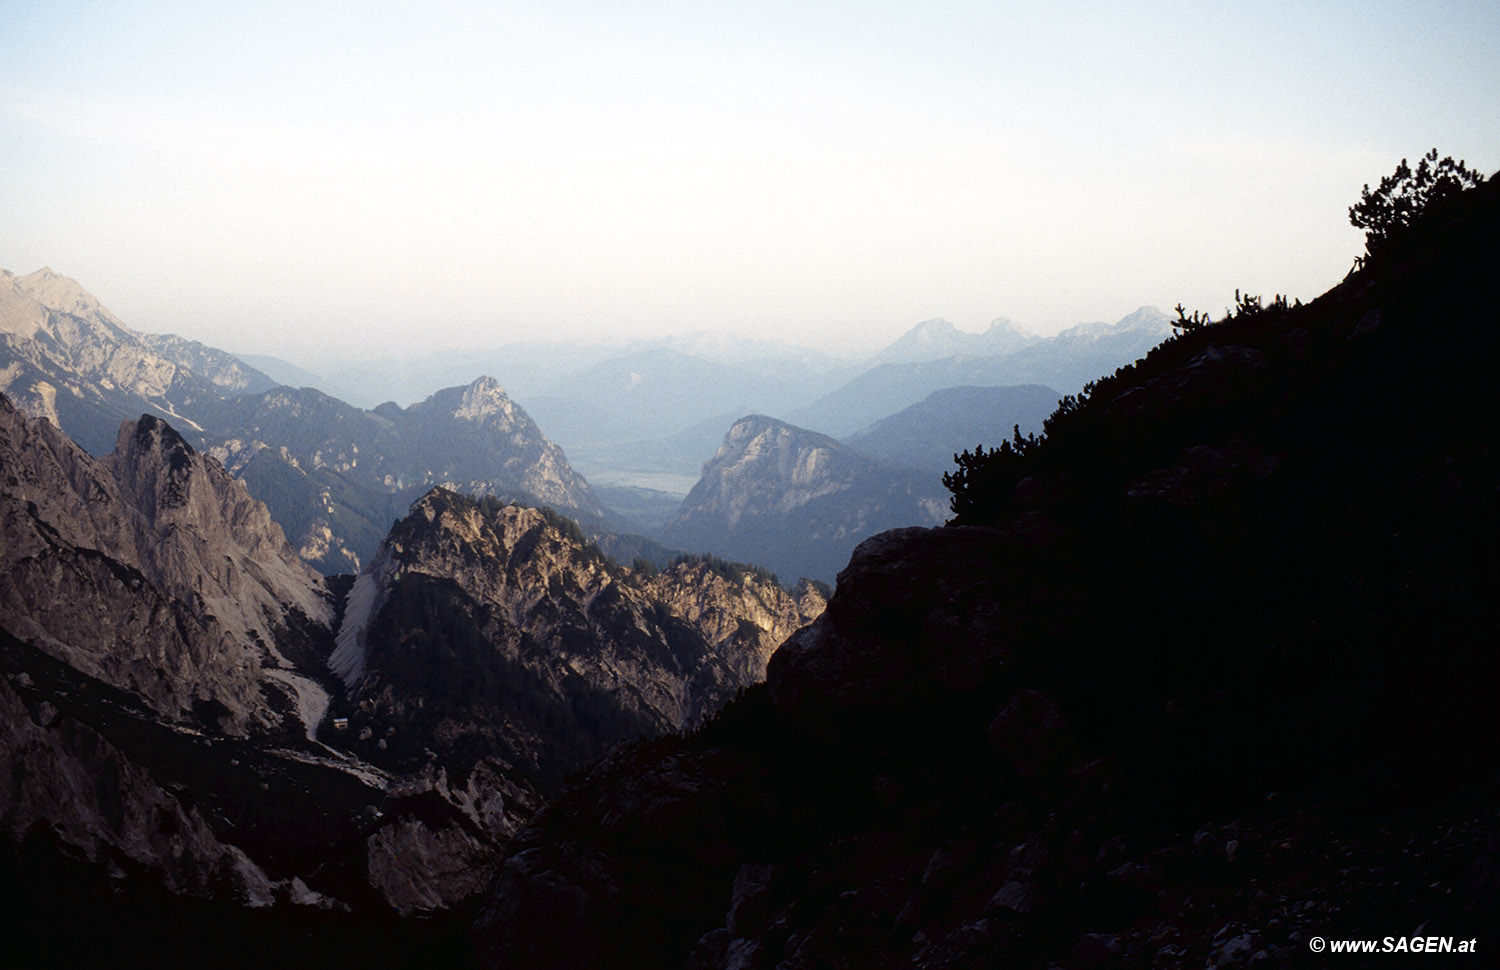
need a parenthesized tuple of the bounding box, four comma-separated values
(1, 163, 1495, 969)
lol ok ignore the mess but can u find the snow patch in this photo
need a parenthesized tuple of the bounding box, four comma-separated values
(331, 563, 390, 686)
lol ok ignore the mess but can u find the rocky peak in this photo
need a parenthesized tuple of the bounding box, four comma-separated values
(14, 266, 131, 338)
(1, 396, 332, 735)
(104, 411, 334, 670)
(447, 375, 514, 423)
(708, 416, 851, 492)
(659, 414, 947, 583)
(323, 487, 825, 913)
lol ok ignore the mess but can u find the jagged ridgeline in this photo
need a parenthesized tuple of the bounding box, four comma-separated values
(0, 390, 827, 960)
(472, 171, 1500, 968)
(327, 487, 826, 798)
(0, 269, 609, 575)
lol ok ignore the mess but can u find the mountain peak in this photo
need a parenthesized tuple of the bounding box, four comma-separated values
(118, 413, 195, 464)
(15, 267, 107, 320)
(451, 376, 512, 421)
(983, 316, 1038, 339)
(871, 316, 1040, 366)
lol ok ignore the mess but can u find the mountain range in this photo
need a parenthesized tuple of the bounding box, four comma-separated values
(0, 391, 823, 957)
(2, 260, 1173, 591)
(865, 316, 1040, 366)
(786, 307, 1173, 438)
(0, 270, 606, 573)
(2, 163, 1495, 967)
(472, 170, 1500, 969)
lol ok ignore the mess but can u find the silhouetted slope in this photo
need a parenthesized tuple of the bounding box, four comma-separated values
(473, 176, 1500, 968)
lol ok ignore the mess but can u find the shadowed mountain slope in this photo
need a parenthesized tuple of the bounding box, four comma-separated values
(844, 383, 1061, 475)
(473, 176, 1500, 968)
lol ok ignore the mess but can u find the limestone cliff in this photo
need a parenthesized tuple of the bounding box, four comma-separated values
(657, 414, 947, 584)
(0, 394, 373, 918)
(326, 488, 824, 913)
(0, 395, 332, 734)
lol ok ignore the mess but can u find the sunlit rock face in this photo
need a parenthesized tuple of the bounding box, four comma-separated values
(657, 414, 947, 585)
(317, 486, 823, 912)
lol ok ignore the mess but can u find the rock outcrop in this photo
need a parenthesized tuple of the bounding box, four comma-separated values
(657, 415, 947, 584)
(328, 489, 825, 908)
(474, 177, 1500, 968)
(0, 394, 389, 924)
(0, 395, 332, 734)
(2, 392, 820, 929)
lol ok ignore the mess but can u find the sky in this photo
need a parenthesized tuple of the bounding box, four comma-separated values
(2, 0, 1497, 364)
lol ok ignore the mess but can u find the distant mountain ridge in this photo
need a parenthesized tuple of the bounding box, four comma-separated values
(791, 307, 1173, 437)
(843, 383, 1061, 474)
(0, 265, 605, 574)
(866, 316, 1040, 366)
(656, 414, 947, 584)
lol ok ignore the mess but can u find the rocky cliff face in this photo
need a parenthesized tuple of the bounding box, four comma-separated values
(473, 178, 1500, 968)
(0, 268, 236, 454)
(3, 390, 818, 930)
(0, 393, 382, 921)
(657, 415, 947, 584)
(312, 488, 823, 914)
(0, 395, 332, 734)
(138, 332, 280, 398)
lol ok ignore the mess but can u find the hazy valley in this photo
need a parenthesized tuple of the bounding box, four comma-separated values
(1, 159, 1496, 968)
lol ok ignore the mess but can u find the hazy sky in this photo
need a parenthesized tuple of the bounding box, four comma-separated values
(2, 0, 1496, 363)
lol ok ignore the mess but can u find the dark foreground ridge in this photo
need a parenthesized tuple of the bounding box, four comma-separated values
(471, 176, 1500, 967)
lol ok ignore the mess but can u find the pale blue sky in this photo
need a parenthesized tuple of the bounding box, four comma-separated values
(2, 0, 1496, 362)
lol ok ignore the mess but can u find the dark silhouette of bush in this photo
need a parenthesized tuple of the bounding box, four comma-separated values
(1350, 148, 1485, 258)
